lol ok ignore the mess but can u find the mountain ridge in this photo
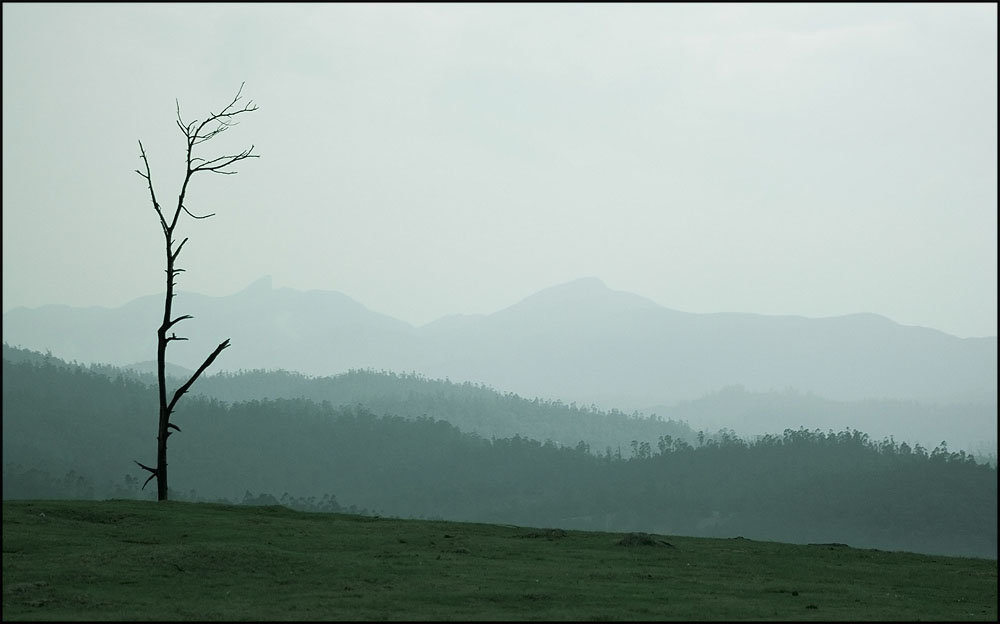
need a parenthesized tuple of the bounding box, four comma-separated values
(3, 276, 995, 410)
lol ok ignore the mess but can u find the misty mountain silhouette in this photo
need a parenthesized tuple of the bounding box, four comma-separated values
(3, 276, 996, 409)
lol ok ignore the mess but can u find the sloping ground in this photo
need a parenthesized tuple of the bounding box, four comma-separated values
(3, 499, 996, 621)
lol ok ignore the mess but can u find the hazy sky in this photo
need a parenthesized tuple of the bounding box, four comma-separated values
(3, 3, 997, 338)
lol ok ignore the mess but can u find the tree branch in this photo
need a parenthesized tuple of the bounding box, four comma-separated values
(164, 315, 194, 331)
(167, 339, 230, 414)
(171, 237, 189, 261)
(182, 205, 216, 220)
(169, 83, 260, 233)
(136, 141, 170, 236)
(180, 82, 258, 149)
(134, 460, 158, 490)
(190, 147, 259, 175)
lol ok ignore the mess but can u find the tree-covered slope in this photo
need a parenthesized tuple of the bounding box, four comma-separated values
(3, 346, 996, 559)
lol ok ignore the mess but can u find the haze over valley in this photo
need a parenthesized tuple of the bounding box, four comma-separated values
(4, 342, 997, 560)
(3, 276, 996, 458)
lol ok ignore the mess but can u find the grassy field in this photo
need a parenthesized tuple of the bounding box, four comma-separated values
(2, 499, 996, 621)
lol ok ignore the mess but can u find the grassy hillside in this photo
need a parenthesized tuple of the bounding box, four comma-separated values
(3, 499, 996, 621)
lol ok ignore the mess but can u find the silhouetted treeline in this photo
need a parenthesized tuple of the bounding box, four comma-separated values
(2, 342, 699, 455)
(3, 346, 996, 559)
(191, 367, 706, 454)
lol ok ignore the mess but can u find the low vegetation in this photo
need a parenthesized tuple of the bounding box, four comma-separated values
(3, 499, 996, 621)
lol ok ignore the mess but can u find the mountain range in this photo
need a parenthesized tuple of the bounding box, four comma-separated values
(3, 276, 996, 414)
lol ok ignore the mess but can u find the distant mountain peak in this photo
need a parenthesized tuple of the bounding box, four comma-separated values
(497, 277, 661, 319)
(560, 276, 608, 290)
(241, 275, 273, 292)
(523, 277, 614, 301)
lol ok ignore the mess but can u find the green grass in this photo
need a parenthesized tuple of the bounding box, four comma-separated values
(3, 500, 996, 621)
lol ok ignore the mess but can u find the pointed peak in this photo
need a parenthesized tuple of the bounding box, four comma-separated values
(532, 277, 658, 303)
(525, 277, 611, 300)
(225, 276, 275, 300)
(498, 277, 660, 318)
(243, 276, 273, 292)
(554, 276, 608, 292)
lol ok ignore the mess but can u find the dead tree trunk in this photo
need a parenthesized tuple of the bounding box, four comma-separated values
(134, 83, 259, 501)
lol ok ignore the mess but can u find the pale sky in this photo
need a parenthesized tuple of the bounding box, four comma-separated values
(3, 3, 997, 338)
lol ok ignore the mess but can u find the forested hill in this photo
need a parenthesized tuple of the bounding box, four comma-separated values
(4, 343, 994, 459)
(183, 368, 701, 452)
(1, 344, 698, 453)
(188, 368, 997, 460)
(3, 346, 997, 560)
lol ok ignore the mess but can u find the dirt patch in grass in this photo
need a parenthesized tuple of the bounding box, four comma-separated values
(616, 532, 675, 548)
(519, 529, 567, 540)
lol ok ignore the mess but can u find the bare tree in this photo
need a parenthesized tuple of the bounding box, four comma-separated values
(134, 83, 259, 501)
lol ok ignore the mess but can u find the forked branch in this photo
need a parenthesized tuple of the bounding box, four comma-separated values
(134, 460, 158, 490)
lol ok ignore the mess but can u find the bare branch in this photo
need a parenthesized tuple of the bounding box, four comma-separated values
(134, 461, 158, 490)
(169, 83, 260, 234)
(167, 339, 231, 414)
(175, 99, 187, 134)
(136, 141, 169, 235)
(165, 315, 194, 331)
(171, 238, 189, 261)
(182, 206, 216, 220)
(183, 82, 258, 149)
(190, 147, 259, 175)
(191, 122, 234, 145)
